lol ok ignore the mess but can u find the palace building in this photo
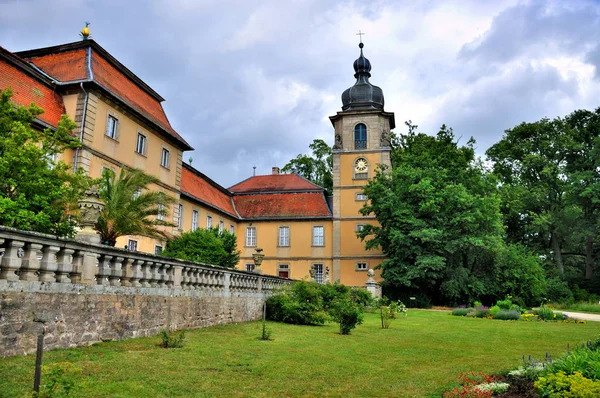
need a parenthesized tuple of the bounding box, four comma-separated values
(0, 35, 394, 287)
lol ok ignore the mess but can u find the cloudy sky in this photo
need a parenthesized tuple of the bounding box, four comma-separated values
(1, 0, 599, 187)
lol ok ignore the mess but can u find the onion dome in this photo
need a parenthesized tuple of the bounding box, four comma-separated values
(341, 43, 384, 111)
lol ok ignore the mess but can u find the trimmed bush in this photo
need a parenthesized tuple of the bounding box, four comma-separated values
(266, 281, 328, 325)
(535, 306, 556, 321)
(489, 305, 500, 317)
(452, 307, 473, 316)
(535, 371, 600, 397)
(493, 310, 520, 320)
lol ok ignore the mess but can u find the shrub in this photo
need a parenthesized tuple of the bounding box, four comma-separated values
(319, 282, 350, 309)
(473, 306, 490, 318)
(496, 296, 513, 311)
(379, 299, 406, 329)
(546, 347, 600, 380)
(493, 310, 520, 320)
(535, 306, 555, 321)
(534, 371, 600, 397)
(489, 305, 500, 317)
(452, 307, 473, 316)
(350, 288, 374, 309)
(328, 295, 364, 335)
(159, 329, 185, 348)
(266, 282, 328, 325)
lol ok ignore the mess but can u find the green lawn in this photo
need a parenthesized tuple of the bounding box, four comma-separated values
(2, 310, 600, 397)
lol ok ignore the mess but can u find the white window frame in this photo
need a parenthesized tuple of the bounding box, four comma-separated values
(246, 226, 256, 247)
(207, 215, 213, 228)
(312, 226, 324, 247)
(127, 239, 138, 252)
(136, 132, 147, 155)
(356, 193, 367, 201)
(313, 263, 324, 284)
(230, 225, 234, 234)
(219, 220, 224, 233)
(106, 114, 119, 139)
(356, 224, 365, 232)
(133, 189, 141, 200)
(177, 204, 183, 229)
(161, 148, 170, 168)
(157, 204, 165, 221)
(278, 264, 290, 278)
(356, 262, 368, 271)
(154, 245, 163, 255)
(192, 210, 199, 231)
(278, 226, 290, 247)
(246, 263, 255, 272)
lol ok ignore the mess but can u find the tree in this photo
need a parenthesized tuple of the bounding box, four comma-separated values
(282, 139, 333, 195)
(161, 227, 240, 268)
(95, 168, 175, 246)
(487, 117, 576, 275)
(358, 125, 505, 304)
(0, 88, 88, 237)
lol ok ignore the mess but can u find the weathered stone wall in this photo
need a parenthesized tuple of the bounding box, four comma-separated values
(0, 282, 264, 357)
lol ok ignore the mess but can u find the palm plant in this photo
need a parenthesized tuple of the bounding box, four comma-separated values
(95, 168, 175, 246)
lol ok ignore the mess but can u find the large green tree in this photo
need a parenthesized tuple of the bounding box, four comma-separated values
(282, 139, 333, 195)
(96, 168, 175, 246)
(161, 227, 240, 268)
(0, 88, 87, 237)
(359, 125, 506, 304)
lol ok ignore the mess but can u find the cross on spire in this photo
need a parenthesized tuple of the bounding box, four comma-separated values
(356, 30, 365, 43)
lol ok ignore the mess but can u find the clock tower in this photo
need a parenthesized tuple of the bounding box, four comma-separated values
(330, 42, 395, 285)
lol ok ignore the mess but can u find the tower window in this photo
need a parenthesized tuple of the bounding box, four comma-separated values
(354, 123, 367, 149)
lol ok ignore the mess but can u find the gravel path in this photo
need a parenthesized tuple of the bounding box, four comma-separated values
(558, 311, 600, 322)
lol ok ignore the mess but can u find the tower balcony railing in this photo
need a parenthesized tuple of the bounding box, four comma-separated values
(354, 140, 367, 149)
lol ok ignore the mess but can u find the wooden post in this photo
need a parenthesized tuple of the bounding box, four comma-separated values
(33, 332, 44, 393)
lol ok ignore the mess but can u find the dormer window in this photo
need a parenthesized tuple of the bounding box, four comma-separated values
(354, 123, 367, 149)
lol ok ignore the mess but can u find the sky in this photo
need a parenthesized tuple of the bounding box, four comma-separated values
(1, 0, 600, 187)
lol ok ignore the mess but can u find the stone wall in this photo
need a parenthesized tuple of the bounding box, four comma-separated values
(0, 226, 291, 357)
(0, 282, 264, 357)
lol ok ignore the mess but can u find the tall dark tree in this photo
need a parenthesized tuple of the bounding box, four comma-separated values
(282, 139, 333, 195)
(0, 88, 88, 237)
(359, 125, 505, 304)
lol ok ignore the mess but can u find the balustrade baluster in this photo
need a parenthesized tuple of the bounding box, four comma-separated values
(109, 256, 123, 287)
(120, 258, 133, 287)
(96, 254, 112, 286)
(55, 248, 74, 283)
(0, 240, 25, 281)
(19, 243, 42, 282)
(130, 259, 143, 287)
(39, 245, 60, 283)
(142, 261, 154, 288)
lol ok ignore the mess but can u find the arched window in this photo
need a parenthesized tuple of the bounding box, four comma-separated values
(354, 123, 367, 149)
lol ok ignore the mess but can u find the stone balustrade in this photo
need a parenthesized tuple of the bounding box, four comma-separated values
(0, 226, 291, 294)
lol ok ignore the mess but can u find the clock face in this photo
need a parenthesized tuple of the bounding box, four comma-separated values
(355, 158, 368, 172)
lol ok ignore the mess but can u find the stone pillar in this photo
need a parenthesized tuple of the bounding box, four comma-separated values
(120, 258, 134, 287)
(97, 254, 112, 286)
(79, 251, 100, 284)
(0, 240, 25, 281)
(365, 269, 382, 298)
(39, 245, 60, 283)
(224, 272, 231, 294)
(172, 265, 183, 289)
(76, 186, 104, 245)
(129, 259, 143, 288)
(257, 276, 262, 292)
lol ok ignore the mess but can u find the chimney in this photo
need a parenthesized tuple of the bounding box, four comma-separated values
(272, 167, 280, 175)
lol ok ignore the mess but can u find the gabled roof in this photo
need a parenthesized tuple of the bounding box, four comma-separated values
(229, 173, 324, 193)
(0, 47, 66, 128)
(181, 163, 238, 218)
(233, 192, 332, 219)
(16, 40, 192, 150)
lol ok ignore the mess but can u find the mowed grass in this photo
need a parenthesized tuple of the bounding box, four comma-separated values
(2, 310, 600, 398)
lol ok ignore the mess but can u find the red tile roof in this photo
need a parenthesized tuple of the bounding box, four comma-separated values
(181, 165, 237, 218)
(229, 174, 323, 193)
(23, 49, 88, 81)
(90, 50, 188, 145)
(19, 41, 191, 150)
(233, 192, 332, 219)
(0, 49, 66, 127)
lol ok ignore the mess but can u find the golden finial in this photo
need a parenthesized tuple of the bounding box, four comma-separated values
(80, 22, 91, 40)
